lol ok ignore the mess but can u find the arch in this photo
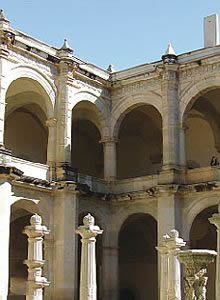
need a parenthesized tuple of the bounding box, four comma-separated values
(9, 199, 42, 299)
(114, 201, 157, 243)
(112, 93, 162, 138)
(72, 92, 110, 137)
(119, 213, 158, 300)
(180, 77, 220, 124)
(5, 65, 56, 118)
(72, 101, 104, 178)
(189, 206, 218, 300)
(183, 197, 220, 241)
(116, 102, 162, 178)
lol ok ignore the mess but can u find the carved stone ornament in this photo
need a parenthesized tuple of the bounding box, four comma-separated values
(177, 250, 216, 300)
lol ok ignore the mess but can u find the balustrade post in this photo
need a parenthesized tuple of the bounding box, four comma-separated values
(76, 213, 103, 300)
(163, 229, 186, 300)
(23, 214, 50, 300)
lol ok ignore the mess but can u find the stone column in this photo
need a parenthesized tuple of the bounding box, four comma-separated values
(163, 229, 186, 300)
(157, 186, 182, 245)
(179, 123, 188, 168)
(161, 52, 180, 171)
(0, 13, 11, 148)
(53, 183, 79, 300)
(56, 65, 73, 167)
(209, 204, 220, 300)
(156, 244, 168, 300)
(46, 118, 57, 179)
(23, 214, 50, 300)
(102, 227, 119, 300)
(76, 213, 103, 300)
(0, 180, 13, 300)
(100, 137, 118, 181)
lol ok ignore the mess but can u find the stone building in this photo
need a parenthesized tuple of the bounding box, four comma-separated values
(0, 8, 220, 300)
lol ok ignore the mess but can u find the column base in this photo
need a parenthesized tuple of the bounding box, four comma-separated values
(159, 167, 185, 185)
(56, 163, 78, 181)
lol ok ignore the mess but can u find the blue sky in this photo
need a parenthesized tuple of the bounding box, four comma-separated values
(1, 1, 220, 70)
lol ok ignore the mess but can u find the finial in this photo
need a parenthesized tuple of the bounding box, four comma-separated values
(164, 43, 176, 56)
(0, 9, 9, 24)
(170, 229, 179, 238)
(107, 64, 115, 73)
(162, 43, 177, 64)
(60, 39, 73, 53)
(83, 213, 95, 226)
(30, 214, 42, 225)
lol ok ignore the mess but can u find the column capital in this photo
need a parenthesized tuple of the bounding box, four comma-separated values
(163, 229, 186, 251)
(99, 137, 119, 144)
(46, 118, 57, 127)
(209, 213, 220, 229)
(76, 213, 103, 239)
(156, 245, 168, 255)
(23, 214, 50, 238)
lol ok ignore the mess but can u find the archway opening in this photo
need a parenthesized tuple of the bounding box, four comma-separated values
(185, 89, 220, 168)
(5, 78, 49, 164)
(119, 213, 158, 300)
(190, 205, 218, 300)
(117, 105, 162, 179)
(9, 200, 40, 300)
(9, 210, 32, 300)
(71, 102, 104, 178)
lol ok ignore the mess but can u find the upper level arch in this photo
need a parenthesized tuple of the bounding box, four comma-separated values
(5, 65, 56, 119)
(180, 78, 220, 167)
(72, 91, 110, 137)
(114, 100, 162, 178)
(112, 92, 162, 138)
(180, 77, 220, 124)
(71, 100, 105, 178)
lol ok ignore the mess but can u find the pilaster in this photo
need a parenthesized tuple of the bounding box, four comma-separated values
(55, 45, 76, 179)
(100, 137, 118, 181)
(53, 182, 79, 300)
(101, 225, 119, 300)
(0, 179, 13, 300)
(46, 118, 57, 180)
(0, 12, 11, 148)
(157, 185, 182, 245)
(161, 49, 184, 178)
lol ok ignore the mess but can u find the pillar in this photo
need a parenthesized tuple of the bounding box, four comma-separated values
(157, 186, 182, 245)
(0, 13, 10, 148)
(161, 53, 180, 171)
(209, 203, 220, 300)
(23, 214, 50, 300)
(101, 137, 118, 181)
(179, 123, 188, 168)
(156, 244, 168, 300)
(76, 213, 103, 300)
(46, 118, 57, 179)
(55, 55, 75, 169)
(53, 184, 79, 300)
(0, 180, 13, 300)
(102, 227, 119, 300)
(163, 230, 185, 300)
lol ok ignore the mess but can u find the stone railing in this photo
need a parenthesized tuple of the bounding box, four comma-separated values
(11, 156, 49, 180)
(185, 166, 220, 184)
